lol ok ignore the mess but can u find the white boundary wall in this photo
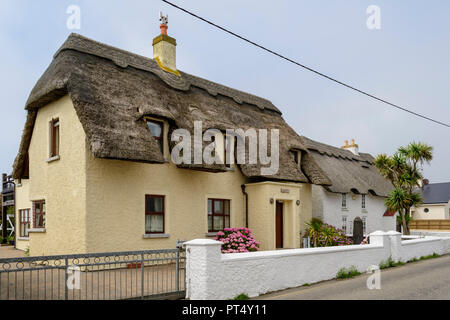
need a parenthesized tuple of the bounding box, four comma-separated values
(185, 231, 450, 300)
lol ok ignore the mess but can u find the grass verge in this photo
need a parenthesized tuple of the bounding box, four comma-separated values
(336, 266, 361, 279)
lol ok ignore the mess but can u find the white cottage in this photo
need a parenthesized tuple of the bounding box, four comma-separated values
(300, 137, 397, 236)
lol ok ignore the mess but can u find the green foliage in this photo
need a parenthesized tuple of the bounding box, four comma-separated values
(420, 253, 440, 260)
(379, 257, 405, 269)
(231, 293, 249, 300)
(336, 266, 361, 279)
(302, 283, 310, 287)
(375, 142, 433, 235)
(305, 219, 352, 247)
(25, 247, 30, 256)
(6, 234, 14, 243)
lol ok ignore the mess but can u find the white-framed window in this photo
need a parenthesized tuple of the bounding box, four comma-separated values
(146, 119, 164, 154)
(362, 194, 366, 209)
(362, 216, 367, 234)
(341, 216, 347, 234)
(49, 118, 60, 158)
(19, 209, 31, 238)
(342, 193, 347, 208)
(349, 219, 353, 234)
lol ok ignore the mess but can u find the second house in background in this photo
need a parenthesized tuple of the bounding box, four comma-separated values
(304, 137, 397, 236)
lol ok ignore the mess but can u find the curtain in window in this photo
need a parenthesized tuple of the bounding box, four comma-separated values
(146, 214, 163, 233)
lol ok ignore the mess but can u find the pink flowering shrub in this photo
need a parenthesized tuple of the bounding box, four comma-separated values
(360, 236, 369, 245)
(215, 227, 260, 253)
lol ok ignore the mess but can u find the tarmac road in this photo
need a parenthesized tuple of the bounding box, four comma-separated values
(257, 254, 450, 300)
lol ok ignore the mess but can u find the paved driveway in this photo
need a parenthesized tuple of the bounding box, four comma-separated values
(257, 254, 450, 300)
(0, 246, 26, 259)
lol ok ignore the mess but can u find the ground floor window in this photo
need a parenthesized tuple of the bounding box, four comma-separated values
(32, 200, 45, 228)
(362, 216, 367, 234)
(208, 199, 230, 232)
(341, 216, 347, 234)
(145, 195, 165, 234)
(19, 209, 31, 237)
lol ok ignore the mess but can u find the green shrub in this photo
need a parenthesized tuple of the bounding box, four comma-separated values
(305, 219, 352, 247)
(336, 266, 361, 279)
(420, 253, 440, 260)
(231, 293, 249, 300)
(379, 257, 405, 269)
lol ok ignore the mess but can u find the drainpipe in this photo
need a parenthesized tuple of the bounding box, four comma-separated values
(241, 184, 249, 228)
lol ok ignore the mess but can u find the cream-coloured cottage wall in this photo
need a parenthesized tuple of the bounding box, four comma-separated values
(245, 182, 310, 251)
(85, 153, 248, 253)
(16, 95, 88, 256)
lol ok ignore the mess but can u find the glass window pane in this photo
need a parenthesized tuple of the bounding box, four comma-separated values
(224, 216, 230, 228)
(214, 200, 223, 214)
(208, 199, 212, 215)
(35, 203, 40, 213)
(146, 214, 163, 233)
(224, 200, 230, 215)
(42, 202, 46, 213)
(55, 126, 60, 155)
(213, 216, 223, 231)
(147, 121, 162, 137)
(147, 196, 163, 213)
(208, 215, 212, 231)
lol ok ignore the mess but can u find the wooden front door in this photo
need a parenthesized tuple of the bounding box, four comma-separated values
(276, 201, 283, 248)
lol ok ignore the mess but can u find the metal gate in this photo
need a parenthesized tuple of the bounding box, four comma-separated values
(0, 248, 185, 300)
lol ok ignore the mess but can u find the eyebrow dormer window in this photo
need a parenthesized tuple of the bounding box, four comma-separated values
(146, 120, 164, 153)
(291, 150, 301, 168)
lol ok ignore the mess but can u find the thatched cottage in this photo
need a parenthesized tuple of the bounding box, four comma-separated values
(302, 137, 397, 236)
(12, 22, 393, 256)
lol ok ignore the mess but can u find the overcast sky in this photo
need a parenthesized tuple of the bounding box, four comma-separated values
(0, 0, 449, 182)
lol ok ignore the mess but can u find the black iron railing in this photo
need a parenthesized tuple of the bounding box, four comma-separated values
(0, 248, 185, 300)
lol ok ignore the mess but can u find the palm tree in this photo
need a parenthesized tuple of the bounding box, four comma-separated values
(375, 142, 433, 235)
(305, 218, 323, 247)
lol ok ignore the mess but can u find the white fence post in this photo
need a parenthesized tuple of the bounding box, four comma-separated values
(184, 239, 223, 300)
(387, 231, 402, 262)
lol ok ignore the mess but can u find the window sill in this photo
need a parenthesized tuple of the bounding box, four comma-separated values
(28, 228, 46, 233)
(205, 232, 218, 237)
(341, 208, 349, 212)
(143, 233, 170, 239)
(46, 155, 60, 163)
(361, 209, 368, 213)
(17, 237, 30, 241)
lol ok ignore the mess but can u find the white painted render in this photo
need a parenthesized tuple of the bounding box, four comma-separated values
(185, 232, 450, 300)
(312, 185, 396, 235)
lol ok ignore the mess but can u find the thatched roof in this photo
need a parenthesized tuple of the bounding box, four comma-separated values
(300, 136, 393, 197)
(13, 33, 331, 185)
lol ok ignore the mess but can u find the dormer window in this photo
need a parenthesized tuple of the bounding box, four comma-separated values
(291, 150, 301, 168)
(146, 119, 164, 153)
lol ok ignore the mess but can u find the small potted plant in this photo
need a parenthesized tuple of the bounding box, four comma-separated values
(7, 235, 15, 246)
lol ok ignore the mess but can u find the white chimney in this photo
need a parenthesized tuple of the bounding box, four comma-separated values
(341, 139, 359, 155)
